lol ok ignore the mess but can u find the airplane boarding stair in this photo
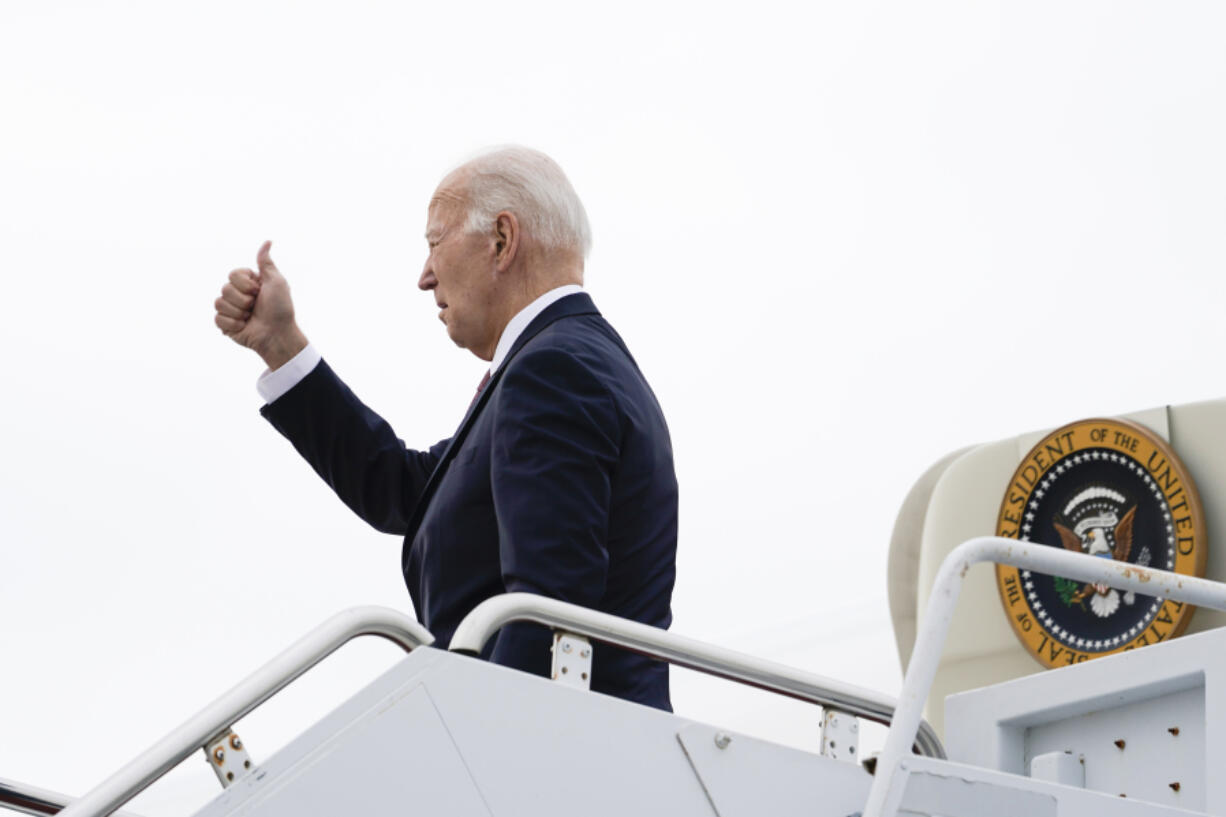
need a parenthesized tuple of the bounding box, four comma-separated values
(5, 539, 1226, 817)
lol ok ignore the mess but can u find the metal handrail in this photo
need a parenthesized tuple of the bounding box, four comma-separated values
(862, 536, 1226, 817)
(0, 778, 143, 817)
(449, 593, 946, 758)
(57, 606, 433, 817)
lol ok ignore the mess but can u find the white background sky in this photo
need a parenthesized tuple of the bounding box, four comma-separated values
(2, 1, 1225, 813)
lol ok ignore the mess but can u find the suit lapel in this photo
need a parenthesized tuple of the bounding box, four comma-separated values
(402, 293, 601, 546)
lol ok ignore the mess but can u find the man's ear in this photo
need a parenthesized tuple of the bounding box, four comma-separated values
(493, 211, 519, 273)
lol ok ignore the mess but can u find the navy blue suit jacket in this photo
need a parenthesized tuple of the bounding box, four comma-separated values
(261, 293, 678, 710)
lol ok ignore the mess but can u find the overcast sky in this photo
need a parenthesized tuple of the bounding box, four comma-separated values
(3, 2, 1225, 814)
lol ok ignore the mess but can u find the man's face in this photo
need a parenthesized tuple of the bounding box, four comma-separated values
(419, 184, 499, 359)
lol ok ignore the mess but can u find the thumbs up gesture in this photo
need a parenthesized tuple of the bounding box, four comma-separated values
(215, 241, 308, 370)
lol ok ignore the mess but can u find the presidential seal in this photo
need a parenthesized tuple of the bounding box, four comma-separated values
(995, 418, 1207, 669)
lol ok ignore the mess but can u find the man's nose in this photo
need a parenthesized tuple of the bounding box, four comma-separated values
(418, 264, 437, 291)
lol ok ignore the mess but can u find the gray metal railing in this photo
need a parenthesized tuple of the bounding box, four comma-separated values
(0, 777, 142, 817)
(56, 607, 433, 817)
(450, 593, 946, 758)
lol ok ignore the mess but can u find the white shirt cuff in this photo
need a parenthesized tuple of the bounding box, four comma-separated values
(257, 343, 322, 404)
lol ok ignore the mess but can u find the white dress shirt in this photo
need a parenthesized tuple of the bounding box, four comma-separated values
(257, 284, 584, 405)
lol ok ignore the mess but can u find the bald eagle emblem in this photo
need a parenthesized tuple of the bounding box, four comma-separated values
(1052, 487, 1144, 617)
(996, 418, 1206, 669)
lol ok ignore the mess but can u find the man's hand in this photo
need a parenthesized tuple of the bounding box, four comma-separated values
(215, 240, 308, 370)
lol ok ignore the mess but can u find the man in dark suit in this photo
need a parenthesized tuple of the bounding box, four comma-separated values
(213, 147, 677, 710)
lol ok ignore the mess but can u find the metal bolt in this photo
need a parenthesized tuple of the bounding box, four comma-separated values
(1169, 727, 1180, 736)
(213, 747, 225, 764)
(562, 642, 573, 654)
(561, 666, 569, 674)
(580, 649, 591, 659)
(1170, 782, 1181, 792)
(714, 732, 732, 750)
(230, 735, 243, 750)
(1114, 739, 1126, 750)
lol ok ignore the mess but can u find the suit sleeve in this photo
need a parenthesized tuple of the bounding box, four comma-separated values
(260, 359, 449, 535)
(487, 346, 621, 671)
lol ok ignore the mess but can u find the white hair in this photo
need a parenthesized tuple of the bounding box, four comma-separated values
(454, 146, 592, 258)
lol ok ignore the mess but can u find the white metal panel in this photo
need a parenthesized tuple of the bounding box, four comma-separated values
(946, 624, 1226, 813)
(896, 756, 1203, 817)
(675, 724, 870, 817)
(223, 685, 490, 817)
(898, 760, 1056, 817)
(419, 651, 720, 816)
(1024, 687, 1203, 811)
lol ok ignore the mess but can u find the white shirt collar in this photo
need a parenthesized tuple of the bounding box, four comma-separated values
(489, 284, 584, 374)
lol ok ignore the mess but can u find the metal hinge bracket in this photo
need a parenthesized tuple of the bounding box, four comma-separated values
(821, 709, 859, 763)
(551, 631, 593, 690)
(204, 729, 253, 787)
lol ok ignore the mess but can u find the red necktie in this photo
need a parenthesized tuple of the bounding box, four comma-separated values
(469, 370, 491, 409)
